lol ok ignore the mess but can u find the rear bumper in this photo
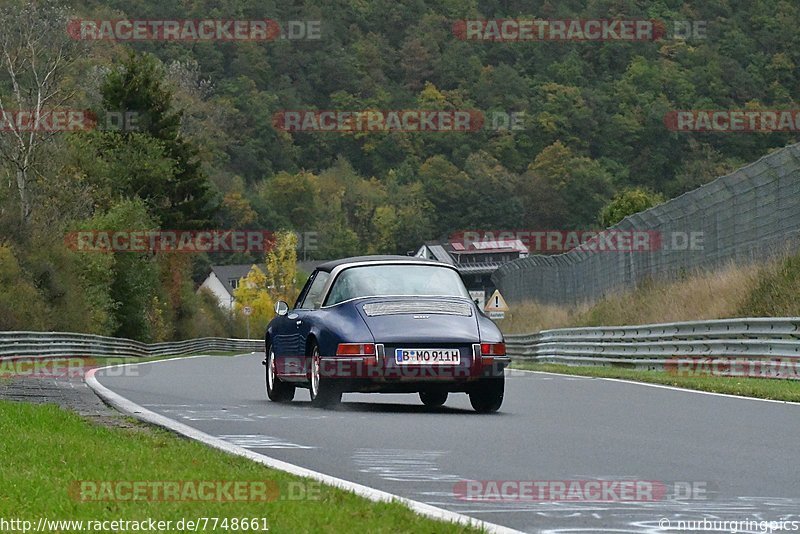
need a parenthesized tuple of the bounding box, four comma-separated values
(317, 343, 509, 382)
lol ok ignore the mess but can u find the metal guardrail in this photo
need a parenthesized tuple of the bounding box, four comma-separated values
(505, 318, 800, 374)
(0, 331, 263, 359)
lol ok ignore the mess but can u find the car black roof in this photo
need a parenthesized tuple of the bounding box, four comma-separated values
(315, 255, 441, 272)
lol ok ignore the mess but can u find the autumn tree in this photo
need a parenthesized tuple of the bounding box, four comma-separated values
(265, 231, 299, 305)
(233, 265, 274, 335)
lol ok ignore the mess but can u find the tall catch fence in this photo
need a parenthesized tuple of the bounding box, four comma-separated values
(493, 143, 800, 304)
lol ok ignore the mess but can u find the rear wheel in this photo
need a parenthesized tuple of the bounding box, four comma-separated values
(309, 342, 341, 408)
(419, 391, 448, 407)
(469, 377, 504, 413)
(266, 347, 295, 402)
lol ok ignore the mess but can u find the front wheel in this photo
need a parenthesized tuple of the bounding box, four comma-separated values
(419, 391, 448, 407)
(309, 343, 341, 408)
(266, 347, 295, 402)
(469, 377, 504, 413)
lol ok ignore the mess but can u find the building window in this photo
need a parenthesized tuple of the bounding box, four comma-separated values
(229, 278, 240, 290)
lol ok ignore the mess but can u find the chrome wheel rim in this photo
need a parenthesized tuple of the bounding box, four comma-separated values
(311, 347, 320, 398)
(267, 349, 276, 391)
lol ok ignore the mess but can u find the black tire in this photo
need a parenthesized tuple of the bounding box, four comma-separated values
(308, 342, 342, 408)
(266, 346, 295, 402)
(419, 391, 448, 407)
(469, 377, 504, 413)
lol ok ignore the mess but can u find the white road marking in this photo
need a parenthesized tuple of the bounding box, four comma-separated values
(218, 434, 315, 449)
(245, 412, 329, 420)
(353, 448, 463, 482)
(159, 409, 255, 421)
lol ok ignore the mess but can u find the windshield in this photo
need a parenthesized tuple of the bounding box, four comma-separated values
(324, 264, 470, 305)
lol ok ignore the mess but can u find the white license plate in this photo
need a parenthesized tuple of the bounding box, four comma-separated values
(395, 348, 461, 365)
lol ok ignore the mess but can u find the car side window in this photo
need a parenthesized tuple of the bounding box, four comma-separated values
(293, 273, 316, 309)
(296, 271, 330, 310)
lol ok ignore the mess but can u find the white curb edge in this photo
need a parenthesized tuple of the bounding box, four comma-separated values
(85, 360, 523, 534)
(509, 368, 800, 405)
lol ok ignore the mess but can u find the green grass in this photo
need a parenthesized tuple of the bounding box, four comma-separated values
(737, 252, 800, 317)
(0, 401, 479, 533)
(511, 362, 800, 402)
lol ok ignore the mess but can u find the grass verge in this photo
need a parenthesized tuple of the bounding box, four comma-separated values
(511, 361, 800, 403)
(0, 401, 479, 533)
(500, 261, 763, 334)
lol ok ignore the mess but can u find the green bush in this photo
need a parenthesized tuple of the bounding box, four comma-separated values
(0, 245, 50, 330)
(598, 188, 666, 228)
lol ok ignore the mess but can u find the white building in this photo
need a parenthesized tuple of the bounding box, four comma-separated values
(197, 264, 260, 310)
(198, 262, 325, 310)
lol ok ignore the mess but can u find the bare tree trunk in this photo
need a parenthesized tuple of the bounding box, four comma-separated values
(0, 1, 80, 226)
(15, 168, 28, 223)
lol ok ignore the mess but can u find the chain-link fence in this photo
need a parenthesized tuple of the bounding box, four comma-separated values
(493, 142, 800, 304)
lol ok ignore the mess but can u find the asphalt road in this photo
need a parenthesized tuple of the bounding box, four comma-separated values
(95, 354, 800, 533)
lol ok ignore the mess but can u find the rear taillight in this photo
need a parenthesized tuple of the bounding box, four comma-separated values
(336, 343, 376, 357)
(480, 342, 506, 363)
(481, 343, 506, 356)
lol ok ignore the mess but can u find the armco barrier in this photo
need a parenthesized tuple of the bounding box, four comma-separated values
(504, 317, 800, 377)
(0, 331, 263, 359)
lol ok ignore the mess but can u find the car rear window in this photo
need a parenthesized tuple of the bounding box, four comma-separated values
(324, 264, 470, 306)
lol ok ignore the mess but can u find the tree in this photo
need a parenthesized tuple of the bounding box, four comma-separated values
(221, 191, 258, 228)
(231, 231, 299, 335)
(265, 231, 299, 305)
(66, 130, 177, 215)
(232, 265, 274, 334)
(100, 52, 218, 229)
(598, 188, 667, 228)
(262, 171, 320, 232)
(418, 155, 473, 234)
(76, 199, 164, 341)
(0, 245, 49, 329)
(0, 0, 82, 225)
(372, 180, 434, 254)
(523, 142, 615, 229)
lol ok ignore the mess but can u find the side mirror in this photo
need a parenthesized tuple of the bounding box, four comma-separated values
(275, 300, 289, 316)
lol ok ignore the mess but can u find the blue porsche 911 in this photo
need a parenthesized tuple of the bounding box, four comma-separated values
(263, 255, 510, 412)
